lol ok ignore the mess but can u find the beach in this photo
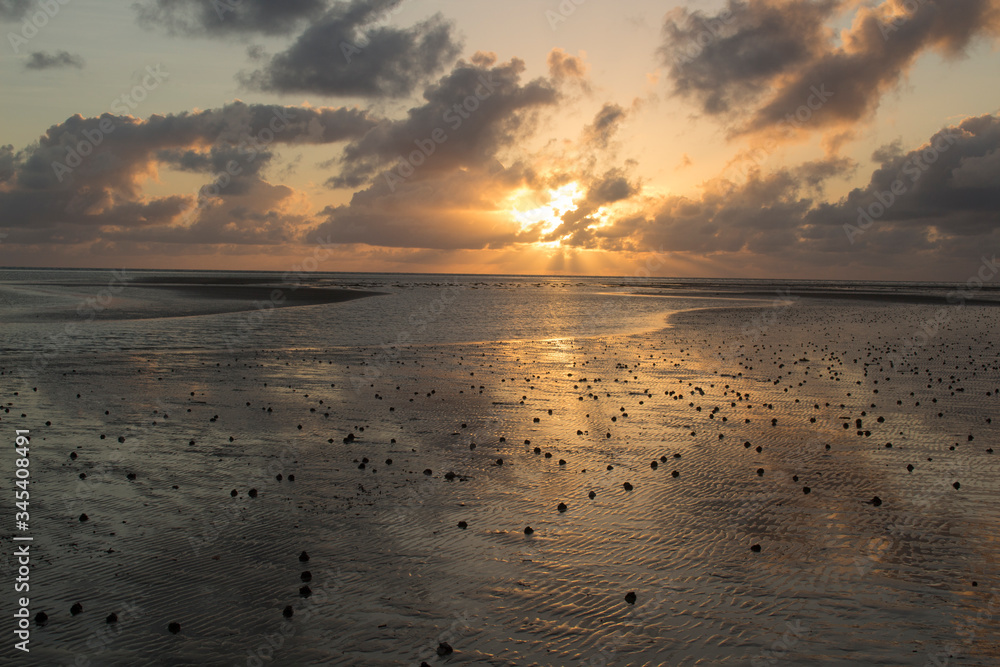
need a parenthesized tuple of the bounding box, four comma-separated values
(1, 271, 998, 666)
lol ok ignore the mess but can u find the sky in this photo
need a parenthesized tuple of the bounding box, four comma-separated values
(0, 0, 998, 279)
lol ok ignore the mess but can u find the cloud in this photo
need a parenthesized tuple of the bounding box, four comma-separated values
(314, 53, 571, 249)
(313, 58, 649, 253)
(661, 0, 1000, 138)
(593, 114, 1000, 275)
(326, 53, 560, 190)
(0, 101, 378, 247)
(807, 114, 1000, 246)
(0, 144, 15, 183)
(24, 50, 85, 70)
(239, 0, 461, 98)
(134, 0, 329, 36)
(661, 0, 839, 116)
(0, 0, 31, 21)
(547, 47, 590, 84)
(581, 103, 627, 150)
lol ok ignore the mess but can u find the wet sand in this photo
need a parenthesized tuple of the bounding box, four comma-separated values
(0, 281, 381, 323)
(1, 296, 998, 665)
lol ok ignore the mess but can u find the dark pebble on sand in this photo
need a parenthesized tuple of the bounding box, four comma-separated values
(126, 473, 136, 480)
(524, 526, 534, 535)
(588, 491, 596, 499)
(803, 487, 811, 494)
(301, 571, 312, 582)
(288, 474, 295, 481)
(79, 513, 89, 522)
(624, 592, 637, 605)
(300, 586, 312, 597)
(106, 613, 118, 624)
(623, 482, 633, 491)
(230, 489, 238, 497)
(557, 502, 567, 512)
(34, 612, 48, 626)
(299, 551, 310, 562)
(870, 496, 883, 507)
(70, 602, 83, 616)
(282, 606, 294, 618)
(750, 544, 761, 552)
(423, 469, 432, 475)
(458, 521, 468, 529)
(248, 489, 258, 498)
(953, 481, 961, 490)
(168, 622, 181, 634)
(437, 642, 454, 656)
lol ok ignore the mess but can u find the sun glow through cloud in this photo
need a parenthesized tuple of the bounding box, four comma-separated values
(509, 182, 584, 245)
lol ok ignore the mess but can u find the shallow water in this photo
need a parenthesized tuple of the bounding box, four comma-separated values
(1, 271, 998, 666)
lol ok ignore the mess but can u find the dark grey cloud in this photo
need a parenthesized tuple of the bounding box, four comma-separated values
(310, 59, 646, 252)
(0, 144, 15, 183)
(582, 103, 627, 149)
(0, 0, 31, 21)
(240, 0, 461, 98)
(590, 114, 1000, 275)
(0, 101, 378, 246)
(806, 114, 1000, 244)
(327, 53, 560, 190)
(312, 54, 565, 249)
(134, 0, 329, 36)
(661, 0, 838, 116)
(25, 50, 85, 70)
(661, 0, 1000, 136)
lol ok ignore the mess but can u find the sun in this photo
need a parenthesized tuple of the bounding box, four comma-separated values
(509, 182, 584, 243)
